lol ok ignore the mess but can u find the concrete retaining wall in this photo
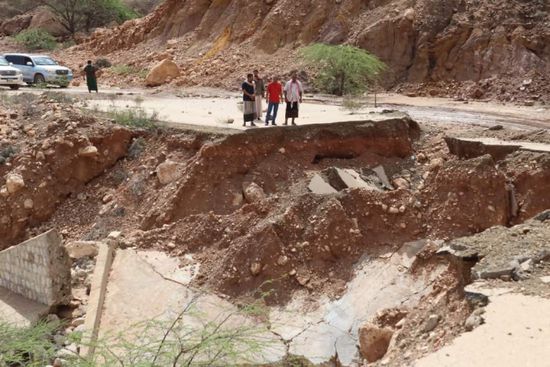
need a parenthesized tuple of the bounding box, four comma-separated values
(0, 229, 71, 306)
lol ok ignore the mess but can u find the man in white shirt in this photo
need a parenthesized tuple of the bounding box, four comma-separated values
(284, 72, 303, 126)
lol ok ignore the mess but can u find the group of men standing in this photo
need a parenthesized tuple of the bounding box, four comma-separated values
(242, 70, 304, 127)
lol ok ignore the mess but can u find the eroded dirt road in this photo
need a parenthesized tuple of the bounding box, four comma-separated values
(5, 86, 549, 131)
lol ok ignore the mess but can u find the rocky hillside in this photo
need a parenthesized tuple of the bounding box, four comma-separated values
(67, 0, 550, 101)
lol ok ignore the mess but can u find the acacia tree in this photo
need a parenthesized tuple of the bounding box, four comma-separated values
(301, 43, 386, 96)
(38, 0, 137, 35)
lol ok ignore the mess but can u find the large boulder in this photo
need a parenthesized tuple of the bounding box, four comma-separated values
(145, 59, 180, 87)
(0, 13, 32, 36)
(65, 241, 99, 260)
(29, 7, 67, 37)
(358, 323, 393, 363)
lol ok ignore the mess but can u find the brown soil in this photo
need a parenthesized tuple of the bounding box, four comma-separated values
(1, 91, 550, 365)
(3, 93, 549, 307)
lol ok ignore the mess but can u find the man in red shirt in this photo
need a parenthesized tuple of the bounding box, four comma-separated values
(265, 75, 284, 126)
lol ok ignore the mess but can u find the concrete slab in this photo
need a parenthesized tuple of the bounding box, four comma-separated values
(136, 251, 200, 285)
(0, 286, 49, 327)
(98, 249, 286, 364)
(81, 243, 114, 357)
(415, 292, 550, 367)
(270, 241, 445, 366)
(308, 174, 338, 195)
(371, 165, 393, 189)
(446, 136, 550, 160)
(325, 167, 380, 191)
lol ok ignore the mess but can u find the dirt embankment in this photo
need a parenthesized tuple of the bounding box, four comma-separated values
(2, 94, 547, 307)
(0, 94, 133, 249)
(55, 0, 549, 103)
(2, 93, 550, 365)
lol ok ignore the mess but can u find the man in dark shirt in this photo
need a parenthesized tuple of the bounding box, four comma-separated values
(82, 60, 99, 93)
(242, 73, 256, 127)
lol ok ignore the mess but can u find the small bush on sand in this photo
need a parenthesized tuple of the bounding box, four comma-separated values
(341, 95, 364, 114)
(111, 64, 148, 78)
(109, 107, 158, 129)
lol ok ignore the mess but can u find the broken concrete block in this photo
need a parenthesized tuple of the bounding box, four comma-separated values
(445, 137, 550, 161)
(371, 165, 393, 189)
(308, 174, 337, 195)
(325, 167, 381, 191)
(65, 241, 100, 260)
(0, 229, 71, 306)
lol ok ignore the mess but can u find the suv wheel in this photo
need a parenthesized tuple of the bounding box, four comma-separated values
(34, 74, 46, 85)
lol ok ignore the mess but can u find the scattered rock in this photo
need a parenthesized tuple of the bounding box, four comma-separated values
(5, 173, 25, 194)
(250, 262, 262, 276)
(23, 198, 34, 209)
(464, 311, 484, 331)
(416, 152, 427, 163)
(72, 317, 85, 327)
(392, 177, 410, 189)
(243, 182, 266, 203)
(156, 160, 180, 185)
(78, 146, 99, 157)
(388, 206, 399, 214)
(65, 241, 99, 260)
(423, 314, 439, 333)
(102, 194, 113, 203)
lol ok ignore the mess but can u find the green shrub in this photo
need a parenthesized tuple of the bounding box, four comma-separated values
(14, 29, 57, 51)
(0, 321, 59, 366)
(111, 64, 148, 78)
(102, 0, 140, 22)
(301, 43, 386, 96)
(341, 95, 364, 114)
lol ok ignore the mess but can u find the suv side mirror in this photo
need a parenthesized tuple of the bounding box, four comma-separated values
(26, 61, 33, 66)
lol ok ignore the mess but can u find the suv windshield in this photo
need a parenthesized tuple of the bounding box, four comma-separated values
(0, 57, 8, 66)
(33, 57, 58, 66)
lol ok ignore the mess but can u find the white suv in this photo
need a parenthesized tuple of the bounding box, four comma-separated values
(0, 56, 24, 90)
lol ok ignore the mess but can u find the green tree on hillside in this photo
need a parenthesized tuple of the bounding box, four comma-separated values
(38, 0, 138, 35)
(301, 43, 386, 96)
